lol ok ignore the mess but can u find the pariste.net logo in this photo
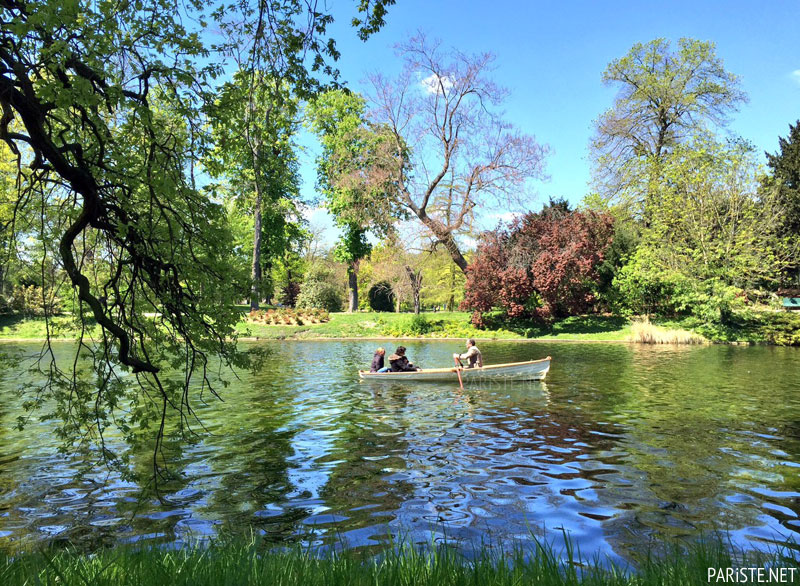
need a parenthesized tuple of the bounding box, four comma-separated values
(708, 567, 797, 583)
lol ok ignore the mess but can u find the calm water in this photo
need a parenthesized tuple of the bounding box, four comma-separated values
(1, 340, 799, 562)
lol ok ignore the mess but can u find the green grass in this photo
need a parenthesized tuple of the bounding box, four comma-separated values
(234, 312, 635, 341)
(0, 314, 102, 340)
(1, 535, 796, 586)
(3, 309, 798, 345)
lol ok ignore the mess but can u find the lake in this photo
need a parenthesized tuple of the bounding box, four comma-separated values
(1, 340, 798, 563)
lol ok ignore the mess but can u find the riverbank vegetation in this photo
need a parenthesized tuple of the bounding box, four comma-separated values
(3, 536, 796, 586)
(4, 310, 798, 345)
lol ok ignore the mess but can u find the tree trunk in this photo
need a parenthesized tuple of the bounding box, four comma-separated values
(347, 262, 358, 313)
(262, 259, 273, 304)
(419, 216, 468, 273)
(405, 265, 423, 315)
(447, 262, 456, 311)
(250, 185, 262, 310)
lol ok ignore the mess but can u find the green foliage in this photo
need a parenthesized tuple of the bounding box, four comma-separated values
(613, 247, 698, 316)
(408, 314, 434, 335)
(612, 137, 787, 323)
(306, 89, 403, 235)
(306, 89, 407, 310)
(1, 285, 62, 316)
(0, 0, 395, 477)
(592, 37, 746, 219)
(332, 224, 372, 265)
(296, 267, 344, 312)
(368, 281, 395, 312)
(207, 71, 305, 307)
(763, 120, 800, 285)
(379, 314, 439, 337)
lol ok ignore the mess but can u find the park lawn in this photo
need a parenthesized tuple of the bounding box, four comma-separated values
(235, 311, 634, 341)
(2, 310, 796, 344)
(0, 314, 103, 340)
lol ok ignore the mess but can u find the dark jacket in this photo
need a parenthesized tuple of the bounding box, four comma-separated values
(370, 352, 384, 372)
(389, 353, 417, 372)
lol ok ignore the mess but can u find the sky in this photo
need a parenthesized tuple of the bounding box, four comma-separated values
(300, 0, 800, 242)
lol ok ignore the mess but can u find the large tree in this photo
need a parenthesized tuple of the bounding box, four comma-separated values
(207, 71, 301, 310)
(368, 34, 548, 273)
(462, 200, 614, 325)
(306, 89, 402, 312)
(613, 137, 790, 319)
(764, 121, 800, 286)
(590, 38, 747, 221)
(0, 0, 394, 479)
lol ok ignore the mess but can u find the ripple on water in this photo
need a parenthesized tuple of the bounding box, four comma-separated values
(1, 341, 800, 562)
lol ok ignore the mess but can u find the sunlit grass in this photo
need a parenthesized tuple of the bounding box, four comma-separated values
(1, 535, 796, 586)
(0, 314, 102, 340)
(4, 310, 795, 345)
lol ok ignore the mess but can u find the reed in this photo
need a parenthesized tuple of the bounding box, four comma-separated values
(629, 317, 707, 345)
(1, 535, 795, 586)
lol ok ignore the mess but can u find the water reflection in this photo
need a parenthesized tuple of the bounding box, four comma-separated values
(0, 340, 799, 564)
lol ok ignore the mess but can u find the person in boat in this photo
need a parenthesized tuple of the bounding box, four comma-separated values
(370, 347, 391, 373)
(454, 338, 483, 368)
(388, 346, 421, 372)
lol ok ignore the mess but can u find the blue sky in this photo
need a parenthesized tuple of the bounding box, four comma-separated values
(301, 0, 800, 241)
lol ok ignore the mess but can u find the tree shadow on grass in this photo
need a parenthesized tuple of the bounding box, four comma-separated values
(672, 311, 800, 345)
(485, 314, 629, 338)
(0, 314, 28, 330)
(549, 315, 629, 335)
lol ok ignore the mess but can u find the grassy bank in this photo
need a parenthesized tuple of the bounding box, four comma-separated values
(2, 310, 798, 345)
(235, 312, 635, 341)
(2, 537, 796, 586)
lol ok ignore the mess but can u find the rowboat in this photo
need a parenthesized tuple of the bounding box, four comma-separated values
(359, 356, 551, 382)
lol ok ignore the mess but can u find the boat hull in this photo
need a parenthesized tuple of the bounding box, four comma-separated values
(359, 357, 551, 382)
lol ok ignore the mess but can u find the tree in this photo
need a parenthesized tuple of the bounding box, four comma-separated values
(764, 121, 800, 286)
(419, 246, 466, 311)
(207, 71, 301, 309)
(613, 137, 790, 320)
(462, 201, 614, 325)
(0, 0, 394, 480)
(368, 34, 548, 273)
(306, 89, 402, 312)
(591, 38, 747, 221)
(367, 281, 395, 312)
(296, 263, 344, 312)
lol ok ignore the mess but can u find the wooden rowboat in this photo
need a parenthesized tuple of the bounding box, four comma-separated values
(359, 356, 551, 382)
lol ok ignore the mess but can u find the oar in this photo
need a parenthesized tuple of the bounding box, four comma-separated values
(454, 356, 464, 390)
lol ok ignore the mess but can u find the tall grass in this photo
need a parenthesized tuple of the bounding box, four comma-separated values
(629, 317, 707, 345)
(2, 535, 796, 586)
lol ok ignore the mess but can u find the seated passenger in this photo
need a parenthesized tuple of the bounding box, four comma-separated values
(371, 347, 390, 373)
(388, 346, 421, 372)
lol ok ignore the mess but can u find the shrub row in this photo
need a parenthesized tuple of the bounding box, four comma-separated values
(247, 308, 330, 326)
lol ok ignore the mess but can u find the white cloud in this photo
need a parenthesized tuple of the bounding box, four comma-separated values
(300, 205, 327, 221)
(791, 70, 800, 85)
(420, 73, 454, 95)
(486, 211, 521, 224)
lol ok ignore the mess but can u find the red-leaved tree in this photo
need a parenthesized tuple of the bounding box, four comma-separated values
(462, 202, 614, 325)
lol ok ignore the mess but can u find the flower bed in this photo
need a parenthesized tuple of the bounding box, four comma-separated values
(246, 308, 330, 326)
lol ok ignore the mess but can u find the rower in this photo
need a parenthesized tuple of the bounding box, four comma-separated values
(453, 338, 483, 369)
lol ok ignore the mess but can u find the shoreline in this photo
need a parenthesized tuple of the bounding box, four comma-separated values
(3, 310, 796, 346)
(0, 335, 760, 345)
